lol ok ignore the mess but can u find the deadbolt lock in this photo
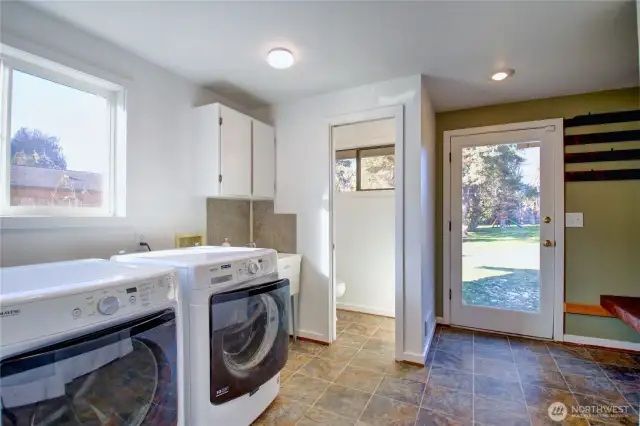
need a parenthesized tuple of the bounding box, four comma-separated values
(543, 216, 551, 224)
(543, 240, 554, 247)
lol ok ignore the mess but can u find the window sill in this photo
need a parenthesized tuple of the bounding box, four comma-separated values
(335, 190, 395, 198)
(0, 215, 128, 230)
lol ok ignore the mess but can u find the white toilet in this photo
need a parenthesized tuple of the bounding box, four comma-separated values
(336, 279, 347, 298)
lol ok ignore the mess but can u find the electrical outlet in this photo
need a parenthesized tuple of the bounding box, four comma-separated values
(565, 213, 584, 228)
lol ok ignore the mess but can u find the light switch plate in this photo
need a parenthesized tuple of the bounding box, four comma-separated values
(566, 212, 584, 228)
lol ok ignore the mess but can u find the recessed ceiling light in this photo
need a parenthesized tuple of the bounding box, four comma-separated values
(267, 48, 294, 69)
(491, 69, 515, 81)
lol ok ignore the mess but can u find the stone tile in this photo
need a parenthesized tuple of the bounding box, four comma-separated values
(513, 351, 558, 370)
(386, 362, 430, 383)
(615, 380, 640, 408)
(474, 395, 530, 426)
(314, 384, 372, 419)
(599, 364, 640, 382)
(336, 332, 370, 349)
(555, 357, 606, 378)
(438, 327, 473, 342)
(436, 338, 474, 356)
(421, 385, 473, 421)
(572, 393, 638, 426)
(475, 357, 519, 382)
(564, 373, 626, 403)
(280, 368, 295, 384)
(289, 340, 325, 355)
(317, 345, 359, 362)
(338, 310, 362, 322)
(432, 349, 473, 372)
(335, 365, 384, 393)
(528, 406, 588, 426)
(427, 366, 473, 393)
(474, 332, 511, 349)
(372, 327, 395, 342)
(337, 319, 351, 333)
(252, 200, 297, 253)
(588, 348, 640, 368)
(522, 385, 579, 411)
(474, 345, 514, 362)
(285, 352, 314, 371)
(518, 365, 569, 391)
(297, 407, 356, 426)
(253, 396, 308, 426)
(378, 317, 396, 331)
(360, 395, 420, 426)
(300, 357, 348, 381)
(375, 376, 426, 406)
(474, 375, 524, 403)
(362, 338, 396, 355)
(357, 314, 386, 327)
(415, 408, 472, 426)
(425, 348, 436, 366)
(350, 349, 395, 374)
(509, 337, 550, 354)
(346, 322, 380, 337)
(279, 373, 330, 405)
(547, 343, 594, 361)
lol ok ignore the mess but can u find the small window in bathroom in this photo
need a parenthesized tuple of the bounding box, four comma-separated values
(335, 145, 395, 192)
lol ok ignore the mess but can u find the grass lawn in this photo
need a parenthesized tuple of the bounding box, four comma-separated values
(462, 225, 540, 312)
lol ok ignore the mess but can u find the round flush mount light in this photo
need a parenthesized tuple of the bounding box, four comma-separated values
(491, 69, 515, 81)
(267, 48, 295, 69)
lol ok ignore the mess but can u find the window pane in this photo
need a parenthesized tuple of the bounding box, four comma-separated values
(9, 70, 110, 209)
(335, 158, 356, 192)
(360, 149, 395, 190)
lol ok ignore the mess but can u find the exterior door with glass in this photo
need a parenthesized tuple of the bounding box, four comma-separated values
(447, 123, 561, 339)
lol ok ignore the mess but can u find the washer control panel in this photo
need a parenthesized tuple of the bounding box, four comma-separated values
(0, 273, 176, 347)
(206, 252, 277, 288)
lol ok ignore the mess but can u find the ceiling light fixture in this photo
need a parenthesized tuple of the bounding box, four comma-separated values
(491, 69, 515, 81)
(267, 48, 295, 69)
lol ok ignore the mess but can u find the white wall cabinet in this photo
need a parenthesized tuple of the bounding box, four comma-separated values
(193, 103, 275, 199)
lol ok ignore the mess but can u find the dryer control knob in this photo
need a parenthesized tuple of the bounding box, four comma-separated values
(248, 261, 260, 275)
(98, 296, 120, 315)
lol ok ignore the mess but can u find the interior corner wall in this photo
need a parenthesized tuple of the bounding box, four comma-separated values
(0, 2, 251, 267)
(435, 87, 640, 343)
(272, 75, 429, 358)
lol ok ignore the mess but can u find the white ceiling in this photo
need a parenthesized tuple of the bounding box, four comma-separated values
(28, 0, 639, 112)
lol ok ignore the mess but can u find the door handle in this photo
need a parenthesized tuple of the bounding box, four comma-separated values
(543, 240, 555, 247)
(543, 216, 551, 224)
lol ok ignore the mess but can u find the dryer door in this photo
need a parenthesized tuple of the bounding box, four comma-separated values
(0, 310, 178, 426)
(210, 279, 290, 405)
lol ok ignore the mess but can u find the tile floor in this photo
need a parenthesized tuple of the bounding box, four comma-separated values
(254, 310, 640, 426)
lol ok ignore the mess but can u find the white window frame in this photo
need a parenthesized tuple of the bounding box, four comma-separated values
(0, 44, 126, 220)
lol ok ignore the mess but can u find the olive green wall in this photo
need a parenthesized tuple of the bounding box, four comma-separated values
(435, 87, 640, 342)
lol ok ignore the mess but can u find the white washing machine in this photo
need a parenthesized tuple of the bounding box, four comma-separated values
(112, 247, 290, 426)
(0, 259, 182, 426)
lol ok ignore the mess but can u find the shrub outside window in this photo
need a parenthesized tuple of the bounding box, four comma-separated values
(335, 145, 395, 192)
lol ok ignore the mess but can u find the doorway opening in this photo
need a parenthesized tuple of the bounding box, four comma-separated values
(328, 106, 404, 358)
(443, 120, 564, 340)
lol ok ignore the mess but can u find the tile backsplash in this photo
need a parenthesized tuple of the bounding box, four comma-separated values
(206, 199, 296, 253)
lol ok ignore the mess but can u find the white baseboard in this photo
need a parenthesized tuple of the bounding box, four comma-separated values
(563, 334, 640, 352)
(436, 316, 445, 324)
(402, 351, 427, 364)
(336, 302, 395, 318)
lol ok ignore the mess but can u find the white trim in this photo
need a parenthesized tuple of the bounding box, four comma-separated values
(296, 329, 330, 344)
(403, 351, 428, 365)
(563, 334, 640, 352)
(328, 105, 404, 359)
(442, 119, 565, 340)
(336, 302, 394, 318)
(436, 316, 445, 324)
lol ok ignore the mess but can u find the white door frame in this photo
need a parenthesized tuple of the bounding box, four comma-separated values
(327, 105, 405, 357)
(442, 119, 564, 341)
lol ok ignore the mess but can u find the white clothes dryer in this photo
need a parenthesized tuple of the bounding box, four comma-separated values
(112, 247, 289, 426)
(0, 259, 182, 426)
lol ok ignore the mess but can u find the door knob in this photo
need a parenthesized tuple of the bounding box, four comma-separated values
(543, 216, 551, 224)
(543, 240, 554, 247)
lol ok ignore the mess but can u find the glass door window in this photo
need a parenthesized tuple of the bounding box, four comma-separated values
(210, 279, 289, 405)
(0, 310, 178, 426)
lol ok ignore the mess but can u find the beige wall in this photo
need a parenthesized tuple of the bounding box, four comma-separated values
(435, 87, 640, 342)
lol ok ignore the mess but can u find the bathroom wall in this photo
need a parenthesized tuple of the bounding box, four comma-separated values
(206, 199, 296, 253)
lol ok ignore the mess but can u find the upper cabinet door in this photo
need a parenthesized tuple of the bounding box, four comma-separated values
(219, 105, 252, 197)
(252, 120, 275, 199)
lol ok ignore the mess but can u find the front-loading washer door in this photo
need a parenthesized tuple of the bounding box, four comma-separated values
(209, 279, 290, 405)
(0, 310, 178, 426)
